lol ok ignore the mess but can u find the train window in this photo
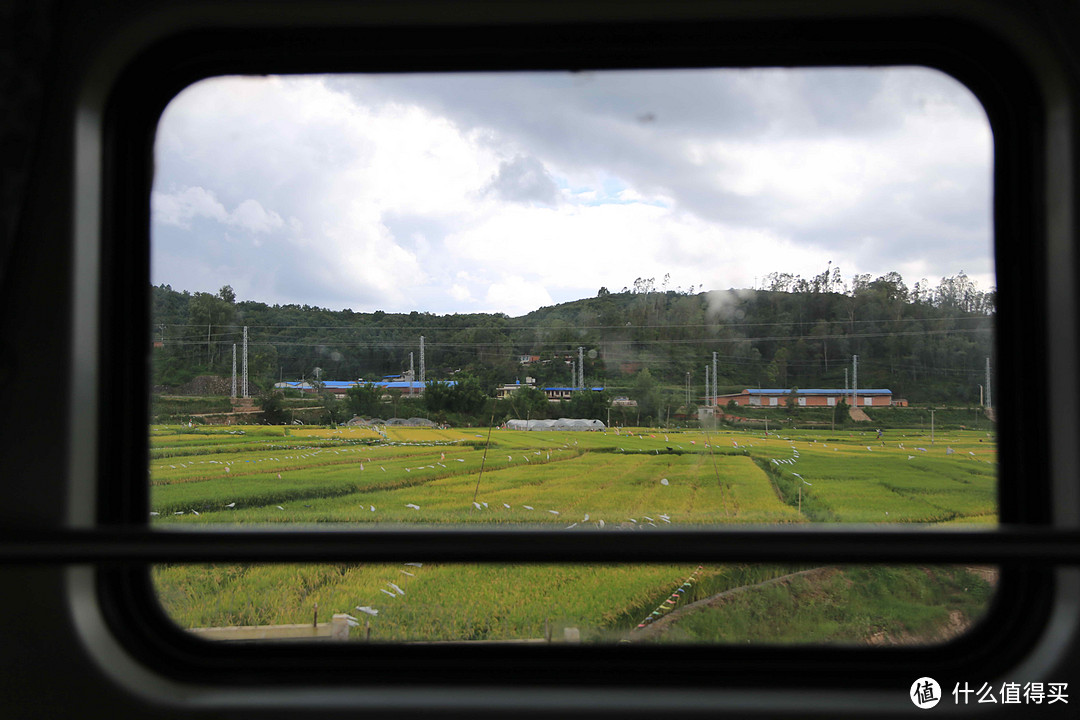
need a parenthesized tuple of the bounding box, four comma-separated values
(72, 11, 1061, 704)
(146, 67, 1002, 647)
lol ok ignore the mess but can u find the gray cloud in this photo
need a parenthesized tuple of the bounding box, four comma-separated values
(329, 68, 990, 270)
(485, 155, 559, 205)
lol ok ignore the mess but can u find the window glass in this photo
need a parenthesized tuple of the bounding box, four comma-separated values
(149, 68, 997, 643)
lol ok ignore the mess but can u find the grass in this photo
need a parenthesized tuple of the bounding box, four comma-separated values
(151, 396, 233, 422)
(645, 566, 995, 646)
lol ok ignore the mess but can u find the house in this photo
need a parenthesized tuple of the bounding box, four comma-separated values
(543, 386, 605, 402)
(496, 378, 537, 400)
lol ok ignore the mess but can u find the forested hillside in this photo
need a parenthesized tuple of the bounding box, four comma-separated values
(152, 270, 993, 404)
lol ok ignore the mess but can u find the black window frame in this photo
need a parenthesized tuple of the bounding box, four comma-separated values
(86, 11, 1064, 692)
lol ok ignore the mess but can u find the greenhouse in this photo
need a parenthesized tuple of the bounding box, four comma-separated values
(504, 418, 606, 431)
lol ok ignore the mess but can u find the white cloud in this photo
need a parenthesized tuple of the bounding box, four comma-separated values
(151, 186, 227, 228)
(230, 199, 284, 233)
(152, 68, 993, 313)
(484, 277, 555, 316)
(450, 284, 473, 302)
(152, 186, 284, 234)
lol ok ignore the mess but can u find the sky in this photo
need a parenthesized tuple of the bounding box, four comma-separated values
(151, 67, 993, 317)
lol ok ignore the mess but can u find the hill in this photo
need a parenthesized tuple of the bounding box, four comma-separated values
(151, 271, 993, 404)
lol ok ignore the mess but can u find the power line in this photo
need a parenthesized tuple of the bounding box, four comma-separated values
(158, 326, 991, 350)
(160, 315, 993, 333)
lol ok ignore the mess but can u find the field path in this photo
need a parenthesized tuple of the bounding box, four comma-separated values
(848, 407, 871, 422)
(626, 567, 833, 642)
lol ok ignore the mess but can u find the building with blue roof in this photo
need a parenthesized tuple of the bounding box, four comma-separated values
(274, 379, 454, 397)
(714, 388, 903, 408)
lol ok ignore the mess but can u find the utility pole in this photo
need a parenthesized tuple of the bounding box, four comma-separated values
(986, 356, 992, 410)
(409, 351, 415, 395)
(578, 346, 584, 390)
(231, 344, 237, 398)
(242, 326, 248, 398)
(419, 336, 425, 386)
(852, 355, 859, 409)
(931, 408, 935, 444)
(685, 372, 690, 412)
(571, 360, 575, 390)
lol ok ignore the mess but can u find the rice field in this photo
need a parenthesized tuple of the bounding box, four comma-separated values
(149, 424, 997, 643)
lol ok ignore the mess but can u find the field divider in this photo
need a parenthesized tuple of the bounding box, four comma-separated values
(150, 438, 487, 461)
(751, 458, 835, 522)
(626, 567, 833, 642)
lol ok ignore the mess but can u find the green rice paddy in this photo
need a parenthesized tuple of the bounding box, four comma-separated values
(150, 424, 997, 643)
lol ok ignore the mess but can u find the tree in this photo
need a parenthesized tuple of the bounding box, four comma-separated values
(256, 388, 287, 425)
(766, 348, 790, 387)
(631, 368, 661, 421)
(510, 385, 549, 419)
(786, 386, 799, 413)
(188, 291, 236, 368)
(424, 375, 486, 416)
(448, 375, 487, 415)
(567, 389, 610, 422)
(387, 388, 403, 418)
(320, 389, 343, 425)
(834, 397, 850, 427)
(346, 383, 383, 418)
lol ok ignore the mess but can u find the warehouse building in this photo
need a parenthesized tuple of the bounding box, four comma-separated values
(714, 388, 903, 408)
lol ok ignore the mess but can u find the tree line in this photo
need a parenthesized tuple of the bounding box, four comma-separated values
(152, 269, 994, 416)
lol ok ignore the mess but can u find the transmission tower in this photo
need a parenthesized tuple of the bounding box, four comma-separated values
(705, 365, 710, 409)
(419, 336, 425, 386)
(712, 352, 718, 407)
(242, 326, 249, 398)
(231, 344, 237, 398)
(986, 356, 992, 409)
(578, 346, 584, 390)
